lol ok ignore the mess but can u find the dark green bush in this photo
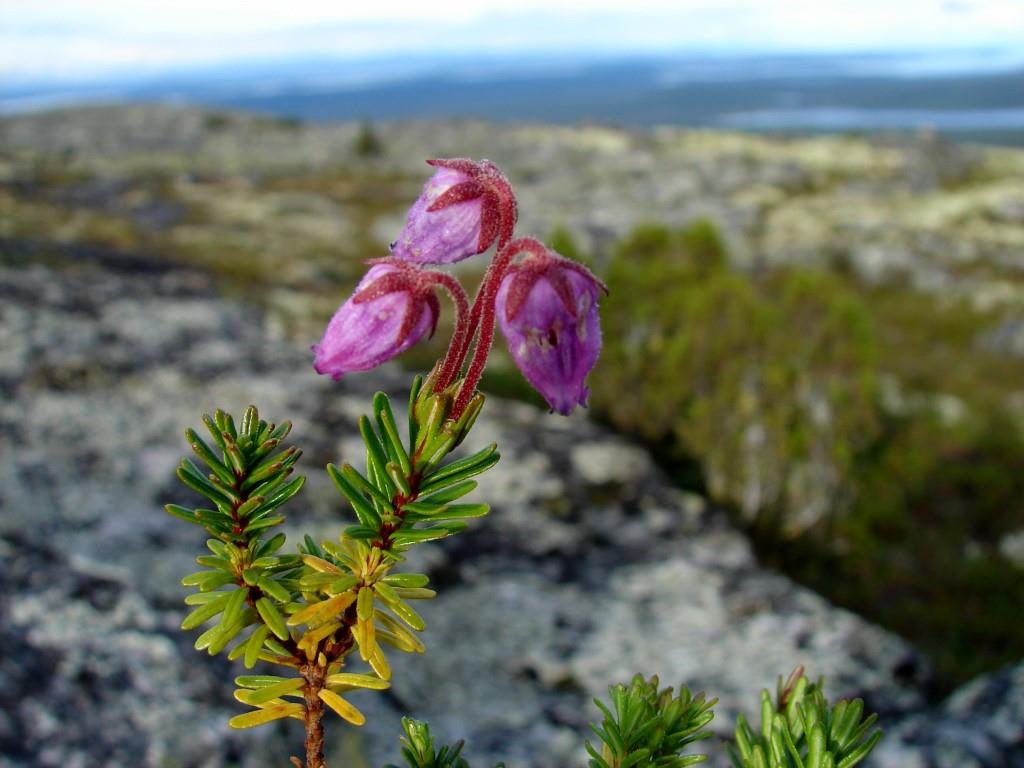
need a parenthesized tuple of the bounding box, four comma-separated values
(790, 405, 1024, 684)
(594, 221, 879, 535)
(592, 219, 1024, 687)
(354, 121, 384, 157)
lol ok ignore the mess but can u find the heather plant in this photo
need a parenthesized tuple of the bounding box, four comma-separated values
(165, 159, 881, 767)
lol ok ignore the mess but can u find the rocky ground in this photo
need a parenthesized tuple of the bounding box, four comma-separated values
(2, 242, 1022, 766)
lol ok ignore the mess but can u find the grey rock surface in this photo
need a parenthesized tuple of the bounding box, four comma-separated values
(0, 253, 1020, 767)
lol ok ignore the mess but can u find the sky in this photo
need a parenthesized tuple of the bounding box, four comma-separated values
(2, 0, 1024, 84)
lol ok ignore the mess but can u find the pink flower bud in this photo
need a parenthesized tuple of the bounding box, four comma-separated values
(495, 241, 606, 415)
(313, 263, 440, 380)
(391, 158, 517, 265)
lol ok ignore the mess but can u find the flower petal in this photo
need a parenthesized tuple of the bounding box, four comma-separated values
(313, 265, 437, 379)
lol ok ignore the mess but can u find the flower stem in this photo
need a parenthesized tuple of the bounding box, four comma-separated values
(428, 272, 471, 392)
(448, 240, 525, 419)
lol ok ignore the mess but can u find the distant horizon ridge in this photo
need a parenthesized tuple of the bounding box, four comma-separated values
(2, 50, 1022, 146)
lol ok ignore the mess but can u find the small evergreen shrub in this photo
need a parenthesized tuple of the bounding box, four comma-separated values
(164, 161, 881, 766)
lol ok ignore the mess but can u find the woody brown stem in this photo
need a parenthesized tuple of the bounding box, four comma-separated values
(302, 662, 327, 768)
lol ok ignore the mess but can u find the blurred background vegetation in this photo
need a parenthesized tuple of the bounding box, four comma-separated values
(589, 219, 1024, 690)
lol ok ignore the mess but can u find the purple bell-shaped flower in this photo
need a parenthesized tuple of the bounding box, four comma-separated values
(391, 158, 517, 265)
(495, 239, 607, 415)
(313, 263, 440, 380)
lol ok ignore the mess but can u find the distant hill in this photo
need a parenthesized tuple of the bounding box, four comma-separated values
(3, 53, 1023, 145)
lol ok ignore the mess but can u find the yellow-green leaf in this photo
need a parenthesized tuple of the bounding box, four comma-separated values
(287, 592, 356, 627)
(318, 690, 365, 726)
(368, 646, 391, 681)
(242, 678, 306, 705)
(221, 588, 249, 629)
(382, 573, 430, 588)
(382, 596, 425, 632)
(181, 593, 231, 630)
(257, 575, 291, 603)
(299, 572, 342, 591)
(376, 628, 424, 654)
(244, 626, 270, 669)
(357, 587, 375, 622)
(236, 674, 294, 688)
(302, 555, 343, 574)
(325, 673, 390, 692)
(299, 620, 341, 649)
(354, 617, 377, 661)
(374, 611, 426, 653)
(391, 587, 436, 600)
(228, 703, 304, 729)
(256, 597, 289, 641)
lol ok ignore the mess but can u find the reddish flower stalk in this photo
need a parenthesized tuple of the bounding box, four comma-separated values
(423, 271, 471, 391)
(453, 215, 521, 368)
(447, 238, 546, 419)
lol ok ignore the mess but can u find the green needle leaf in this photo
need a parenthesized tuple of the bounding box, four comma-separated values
(257, 575, 291, 603)
(186, 428, 236, 486)
(202, 413, 227, 451)
(181, 592, 231, 630)
(256, 597, 290, 641)
(327, 463, 382, 528)
(244, 625, 270, 669)
(418, 444, 499, 493)
(407, 374, 424, 450)
(836, 731, 882, 768)
(221, 587, 249, 629)
(382, 573, 430, 588)
(375, 392, 412, 477)
(242, 677, 305, 705)
(228, 703, 303, 729)
(340, 463, 391, 511)
(359, 416, 396, 496)
(241, 405, 259, 437)
(164, 503, 200, 525)
(177, 459, 234, 508)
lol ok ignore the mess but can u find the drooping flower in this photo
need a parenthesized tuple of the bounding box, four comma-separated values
(495, 239, 607, 415)
(313, 262, 440, 380)
(391, 158, 517, 265)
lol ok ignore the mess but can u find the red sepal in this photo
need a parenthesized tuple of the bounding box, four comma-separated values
(425, 157, 518, 254)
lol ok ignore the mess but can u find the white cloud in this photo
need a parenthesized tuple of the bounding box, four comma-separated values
(2, 0, 1022, 82)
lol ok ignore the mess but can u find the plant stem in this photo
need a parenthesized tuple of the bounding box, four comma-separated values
(450, 238, 537, 418)
(302, 662, 327, 768)
(440, 241, 515, 395)
(428, 272, 471, 392)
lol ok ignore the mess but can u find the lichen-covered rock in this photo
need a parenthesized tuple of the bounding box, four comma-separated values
(1, 250, 1019, 767)
(875, 662, 1024, 768)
